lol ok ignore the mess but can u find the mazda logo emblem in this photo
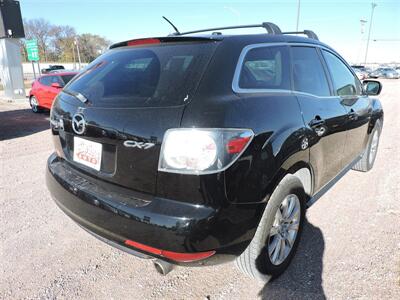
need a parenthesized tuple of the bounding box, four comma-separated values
(72, 113, 86, 135)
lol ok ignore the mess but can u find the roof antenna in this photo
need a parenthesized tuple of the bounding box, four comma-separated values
(162, 16, 180, 35)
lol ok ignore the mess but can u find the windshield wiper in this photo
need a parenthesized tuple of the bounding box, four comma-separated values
(62, 90, 89, 104)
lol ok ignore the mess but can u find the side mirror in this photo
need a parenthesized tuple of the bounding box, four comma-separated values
(51, 82, 63, 88)
(363, 80, 382, 96)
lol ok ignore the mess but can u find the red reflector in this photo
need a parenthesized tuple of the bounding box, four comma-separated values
(227, 136, 251, 154)
(124, 240, 215, 263)
(127, 38, 160, 47)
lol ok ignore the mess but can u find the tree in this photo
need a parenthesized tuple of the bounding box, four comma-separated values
(23, 18, 55, 62)
(51, 25, 77, 62)
(76, 33, 110, 63)
(21, 18, 111, 63)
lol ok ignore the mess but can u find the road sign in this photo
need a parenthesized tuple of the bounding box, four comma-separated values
(25, 39, 40, 61)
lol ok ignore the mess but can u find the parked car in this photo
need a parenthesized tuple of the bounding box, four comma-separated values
(351, 65, 370, 78)
(352, 67, 366, 80)
(41, 65, 65, 74)
(48, 69, 78, 74)
(46, 22, 384, 282)
(369, 67, 400, 79)
(29, 72, 78, 112)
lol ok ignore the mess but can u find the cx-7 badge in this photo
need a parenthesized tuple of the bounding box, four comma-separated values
(123, 141, 155, 149)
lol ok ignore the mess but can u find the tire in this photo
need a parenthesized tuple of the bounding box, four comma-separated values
(235, 175, 306, 282)
(352, 120, 382, 172)
(29, 96, 42, 113)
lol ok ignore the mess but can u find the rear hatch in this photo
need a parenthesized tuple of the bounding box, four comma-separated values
(51, 39, 219, 194)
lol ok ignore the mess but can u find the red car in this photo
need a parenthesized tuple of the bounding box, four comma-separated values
(29, 72, 77, 113)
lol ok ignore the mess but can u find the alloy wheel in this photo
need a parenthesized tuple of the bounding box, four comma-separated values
(369, 130, 379, 166)
(267, 194, 301, 266)
(30, 97, 38, 112)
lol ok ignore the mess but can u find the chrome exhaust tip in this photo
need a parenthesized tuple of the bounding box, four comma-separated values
(154, 259, 174, 275)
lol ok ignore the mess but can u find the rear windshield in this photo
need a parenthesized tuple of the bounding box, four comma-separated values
(64, 42, 218, 107)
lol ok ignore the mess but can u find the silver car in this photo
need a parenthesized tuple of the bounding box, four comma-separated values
(370, 67, 400, 79)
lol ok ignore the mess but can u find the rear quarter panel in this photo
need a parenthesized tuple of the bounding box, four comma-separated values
(179, 92, 308, 204)
(369, 97, 384, 131)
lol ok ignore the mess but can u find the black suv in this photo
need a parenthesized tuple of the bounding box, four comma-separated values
(41, 65, 65, 74)
(46, 22, 383, 281)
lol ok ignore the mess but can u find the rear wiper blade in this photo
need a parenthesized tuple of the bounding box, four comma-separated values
(62, 90, 88, 104)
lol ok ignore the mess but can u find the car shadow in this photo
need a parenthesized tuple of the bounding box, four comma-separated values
(0, 108, 50, 141)
(259, 218, 326, 300)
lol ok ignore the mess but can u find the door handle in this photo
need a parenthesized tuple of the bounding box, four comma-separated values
(309, 116, 327, 137)
(348, 109, 358, 120)
(309, 117, 325, 128)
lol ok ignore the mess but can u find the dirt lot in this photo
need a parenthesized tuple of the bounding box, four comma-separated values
(1, 80, 399, 299)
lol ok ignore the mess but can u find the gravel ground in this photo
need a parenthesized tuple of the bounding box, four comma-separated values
(1, 80, 399, 299)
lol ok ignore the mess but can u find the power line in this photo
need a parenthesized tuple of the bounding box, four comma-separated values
(360, 38, 400, 41)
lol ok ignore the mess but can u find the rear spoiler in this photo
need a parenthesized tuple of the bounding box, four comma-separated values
(109, 36, 222, 49)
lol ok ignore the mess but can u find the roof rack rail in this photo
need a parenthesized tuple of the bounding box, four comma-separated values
(282, 30, 319, 40)
(172, 22, 282, 36)
(170, 22, 319, 41)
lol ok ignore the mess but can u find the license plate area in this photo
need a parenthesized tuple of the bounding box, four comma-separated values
(73, 137, 102, 171)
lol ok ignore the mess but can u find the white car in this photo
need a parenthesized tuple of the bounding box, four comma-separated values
(353, 68, 366, 80)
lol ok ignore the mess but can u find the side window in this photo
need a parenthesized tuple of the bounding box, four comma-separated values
(39, 76, 52, 86)
(238, 46, 290, 90)
(322, 50, 362, 96)
(53, 76, 64, 86)
(291, 46, 330, 97)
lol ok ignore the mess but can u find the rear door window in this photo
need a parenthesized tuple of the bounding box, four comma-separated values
(238, 46, 290, 90)
(291, 46, 331, 97)
(63, 42, 218, 107)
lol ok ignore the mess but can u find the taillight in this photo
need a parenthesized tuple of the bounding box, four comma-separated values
(124, 239, 215, 263)
(158, 128, 254, 175)
(227, 136, 252, 154)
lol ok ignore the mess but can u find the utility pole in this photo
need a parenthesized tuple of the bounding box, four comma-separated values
(358, 19, 367, 64)
(296, 0, 301, 31)
(72, 41, 76, 70)
(74, 38, 81, 70)
(364, 2, 377, 65)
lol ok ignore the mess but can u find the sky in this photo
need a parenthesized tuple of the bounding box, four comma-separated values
(20, 0, 400, 64)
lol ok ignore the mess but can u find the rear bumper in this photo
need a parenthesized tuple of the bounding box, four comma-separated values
(46, 153, 263, 266)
